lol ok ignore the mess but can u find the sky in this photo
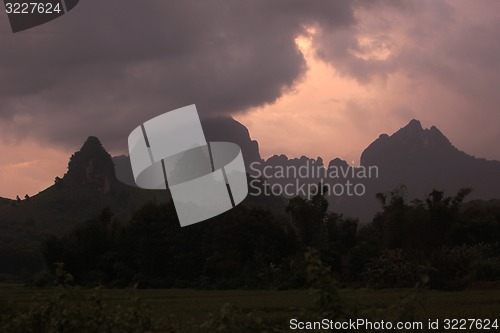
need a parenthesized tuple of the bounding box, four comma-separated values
(1, 0, 500, 199)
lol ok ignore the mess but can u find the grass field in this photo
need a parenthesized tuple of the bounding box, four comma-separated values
(0, 284, 498, 332)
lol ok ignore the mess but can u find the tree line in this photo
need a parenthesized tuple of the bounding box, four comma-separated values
(38, 185, 500, 290)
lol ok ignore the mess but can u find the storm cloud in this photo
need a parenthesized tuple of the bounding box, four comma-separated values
(309, 0, 500, 160)
(0, 0, 361, 150)
(1, 0, 499, 161)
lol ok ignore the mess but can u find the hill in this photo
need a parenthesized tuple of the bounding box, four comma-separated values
(114, 116, 263, 186)
(0, 137, 171, 247)
(0, 197, 12, 204)
(246, 119, 500, 221)
(360, 119, 500, 200)
(2, 117, 499, 243)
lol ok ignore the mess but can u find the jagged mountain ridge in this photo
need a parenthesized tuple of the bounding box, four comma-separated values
(361, 119, 471, 170)
(112, 117, 500, 222)
(0, 130, 283, 247)
(115, 116, 263, 186)
(360, 119, 500, 202)
(2, 117, 499, 237)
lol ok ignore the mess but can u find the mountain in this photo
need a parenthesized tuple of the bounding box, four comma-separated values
(114, 116, 263, 186)
(1, 117, 499, 277)
(113, 117, 500, 222)
(241, 119, 500, 222)
(0, 134, 283, 277)
(0, 137, 171, 247)
(5, 117, 498, 246)
(201, 116, 262, 166)
(64, 136, 116, 193)
(361, 119, 458, 167)
(0, 132, 282, 246)
(361, 119, 500, 202)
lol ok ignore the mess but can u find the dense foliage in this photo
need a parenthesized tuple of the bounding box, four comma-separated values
(36, 186, 500, 291)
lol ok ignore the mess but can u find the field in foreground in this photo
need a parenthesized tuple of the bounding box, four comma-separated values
(0, 284, 499, 332)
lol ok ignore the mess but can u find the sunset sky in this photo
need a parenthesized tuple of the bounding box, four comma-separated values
(1, 0, 500, 199)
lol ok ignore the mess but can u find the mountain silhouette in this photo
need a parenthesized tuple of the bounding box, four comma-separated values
(0, 137, 171, 247)
(64, 136, 116, 193)
(333, 119, 500, 220)
(114, 116, 263, 186)
(201, 116, 262, 167)
(361, 119, 466, 171)
(240, 119, 500, 221)
(0, 132, 283, 254)
(2, 118, 500, 246)
(0, 117, 499, 277)
(112, 118, 500, 222)
(361, 119, 500, 204)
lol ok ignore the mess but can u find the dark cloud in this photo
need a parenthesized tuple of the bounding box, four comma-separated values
(311, 0, 500, 160)
(3, 0, 499, 162)
(0, 0, 359, 150)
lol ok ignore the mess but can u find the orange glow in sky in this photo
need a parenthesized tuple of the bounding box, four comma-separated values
(235, 29, 399, 164)
(0, 139, 70, 199)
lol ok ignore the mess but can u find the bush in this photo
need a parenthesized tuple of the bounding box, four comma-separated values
(364, 249, 429, 288)
(429, 243, 500, 290)
(30, 270, 55, 287)
(0, 286, 154, 333)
